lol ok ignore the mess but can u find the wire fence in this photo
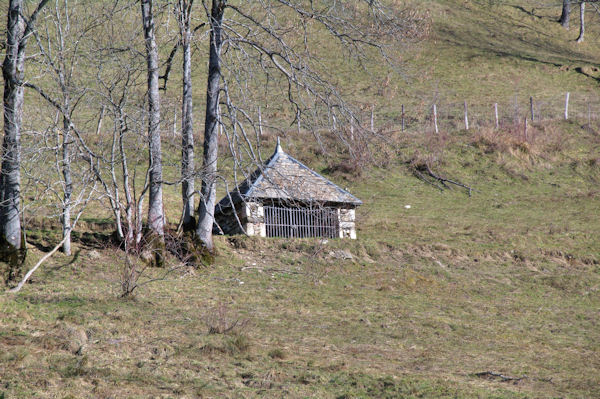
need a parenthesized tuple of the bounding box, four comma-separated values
(389, 92, 600, 134)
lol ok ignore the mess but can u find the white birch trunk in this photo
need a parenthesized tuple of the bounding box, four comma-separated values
(576, 2, 585, 43)
(141, 0, 165, 264)
(179, 0, 195, 231)
(196, 0, 225, 254)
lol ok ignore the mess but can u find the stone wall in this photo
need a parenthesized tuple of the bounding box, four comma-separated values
(242, 202, 266, 237)
(339, 207, 357, 239)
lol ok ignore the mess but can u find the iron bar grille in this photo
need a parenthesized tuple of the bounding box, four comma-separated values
(264, 205, 339, 238)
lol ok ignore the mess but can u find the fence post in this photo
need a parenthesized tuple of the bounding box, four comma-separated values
(530, 96, 534, 121)
(464, 101, 469, 130)
(564, 92, 570, 120)
(370, 105, 375, 132)
(524, 117, 528, 141)
(494, 103, 499, 129)
(401, 104, 405, 132)
(433, 104, 439, 134)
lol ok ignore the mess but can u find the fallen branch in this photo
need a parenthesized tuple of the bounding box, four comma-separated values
(409, 160, 475, 196)
(475, 371, 527, 382)
(412, 168, 445, 192)
(425, 164, 474, 196)
(8, 235, 70, 293)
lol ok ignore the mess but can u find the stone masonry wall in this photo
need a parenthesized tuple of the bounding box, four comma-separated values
(339, 208, 357, 239)
(242, 202, 266, 237)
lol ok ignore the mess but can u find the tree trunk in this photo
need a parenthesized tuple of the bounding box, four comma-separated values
(196, 0, 225, 254)
(1, 0, 27, 279)
(56, 0, 72, 256)
(559, 0, 571, 29)
(576, 2, 585, 43)
(141, 0, 165, 264)
(180, 0, 195, 232)
(118, 112, 135, 246)
(107, 112, 124, 243)
(61, 114, 72, 255)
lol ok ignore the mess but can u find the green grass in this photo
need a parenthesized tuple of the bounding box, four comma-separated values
(1, 118, 599, 397)
(2, 0, 600, 397)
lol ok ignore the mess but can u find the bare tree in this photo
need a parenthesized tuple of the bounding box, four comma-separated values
(0, 0, 424, 276)
(93, 63, 147, 249)
(86, 0, 175, 265)
(195, 0, 224, 254)
(25, 0, 98, 256)
(141, 0, 165, 265)
(177, 0, 196, 232)
(577, 1, 585, 42)
(1, 0, 50, 282)
(159, 0, 207, 233)
(193, 0, 426, 255)
(560, 0, 571, 29)
(83, 1, 151, 249)
(25, 0, 157, 262)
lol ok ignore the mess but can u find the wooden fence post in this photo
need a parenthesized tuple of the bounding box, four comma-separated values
(494, 103, 499, 129)
(524, 117, 528, 141)
(564, 92, 570, 120)
(530, 96, 534, 121)
(464, 101, 469, 130)
(401, 104, 405, 132)
(433, 104, 439, 134)
(370, 105, 375, 132)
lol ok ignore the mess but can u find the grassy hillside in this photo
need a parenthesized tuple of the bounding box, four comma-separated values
(2, 119, 599, 398)
(1, 0, 600, 398)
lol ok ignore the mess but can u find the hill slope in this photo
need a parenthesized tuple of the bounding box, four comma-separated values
(1, 1, 600, 398)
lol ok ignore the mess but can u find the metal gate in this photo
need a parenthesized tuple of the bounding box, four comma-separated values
(264, 205, 339, 238)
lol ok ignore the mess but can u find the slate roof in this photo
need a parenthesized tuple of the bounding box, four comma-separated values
(216, 139, 362, 210)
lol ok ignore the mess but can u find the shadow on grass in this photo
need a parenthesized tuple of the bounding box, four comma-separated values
(50, 249, 82, 271)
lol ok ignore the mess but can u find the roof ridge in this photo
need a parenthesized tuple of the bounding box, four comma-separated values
(217, 142, 362, 208)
